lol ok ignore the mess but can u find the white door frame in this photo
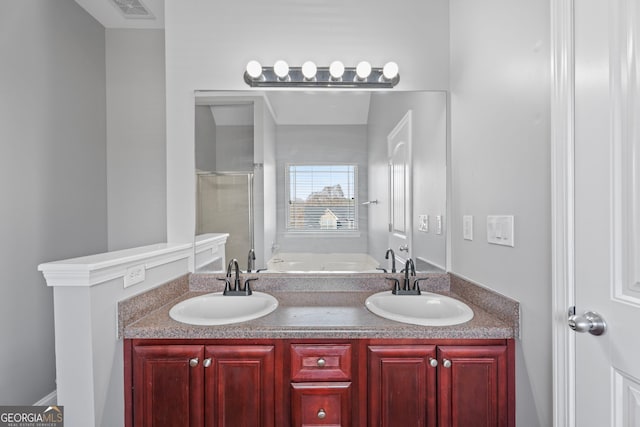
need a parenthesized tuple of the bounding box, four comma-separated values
(550, 0, 576, 426)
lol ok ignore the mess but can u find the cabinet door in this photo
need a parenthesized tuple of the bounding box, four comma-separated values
(204, 345, 275, 427)
(132, 345, 204, 427)
(291, 382, 351, 427)
(368, 345, 437, 427)
(437, 346, 508, 427)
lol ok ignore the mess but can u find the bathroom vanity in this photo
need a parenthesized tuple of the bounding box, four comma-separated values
(126, 338, 512, 427)
(121, 273, 518, 427)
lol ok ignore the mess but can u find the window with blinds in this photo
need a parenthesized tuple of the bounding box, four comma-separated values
(286, 164, 358, 232)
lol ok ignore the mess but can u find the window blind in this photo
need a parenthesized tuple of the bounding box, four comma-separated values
(286, 164, 358, 232)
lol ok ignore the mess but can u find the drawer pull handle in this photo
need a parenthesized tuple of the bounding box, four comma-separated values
(203, 358, 212, 368)
(443, 359, 452, 368)
(317, 408, 326, 419)
(189, 358, 199, 367)
(316, 358, 326, 367)
(429, 357, 438, 367)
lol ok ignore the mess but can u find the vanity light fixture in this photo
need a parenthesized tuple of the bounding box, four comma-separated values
(245, 60, 263, 80)
(301, 61, 317, 80)
(329, 60, 345, 81)
(273, 60, 290, 81)
(355, 61, 372, 81)
(382, 61, 399, 81)
(243, 59, 400, 88)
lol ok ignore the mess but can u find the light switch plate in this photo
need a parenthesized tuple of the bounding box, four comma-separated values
(418, 214, 429, 232)
(487, 215, 514, 247)
(463, 215, 473, 240)
(436, 215, 443, 235)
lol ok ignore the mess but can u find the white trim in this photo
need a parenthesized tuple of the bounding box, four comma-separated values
(194, 233, 228, 270)
(550, 0, 576, 426)
(38, 242, 192, 287)
(33, 390, 57, 406)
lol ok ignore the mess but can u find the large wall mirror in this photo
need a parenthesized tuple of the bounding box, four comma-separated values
(194, 90, 447, 274)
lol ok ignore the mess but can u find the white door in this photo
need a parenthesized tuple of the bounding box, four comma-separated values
(572, 0, 640, 425)
(388, 111, 412, 266)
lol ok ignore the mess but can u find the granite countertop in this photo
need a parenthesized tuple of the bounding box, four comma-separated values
(121, 274, 519, 340)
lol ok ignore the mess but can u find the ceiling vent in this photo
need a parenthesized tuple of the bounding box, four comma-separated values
(109, 0, 154, 19)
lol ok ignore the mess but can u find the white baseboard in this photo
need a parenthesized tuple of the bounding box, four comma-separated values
(33, 390, 57, 406)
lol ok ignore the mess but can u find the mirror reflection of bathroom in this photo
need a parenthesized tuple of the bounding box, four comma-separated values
(195, 103, 255, 271)
(194, 91, 447, 274)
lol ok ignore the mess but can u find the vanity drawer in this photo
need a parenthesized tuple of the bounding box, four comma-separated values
(291, 382, 351, 427)
(290, 344, 352, 381)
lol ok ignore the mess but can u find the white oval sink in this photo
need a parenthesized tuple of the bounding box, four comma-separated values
(169, 292, 278, 326)
(365, 291, 474, 326)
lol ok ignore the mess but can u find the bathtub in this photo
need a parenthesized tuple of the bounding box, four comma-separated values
(266, 252, 380, 273)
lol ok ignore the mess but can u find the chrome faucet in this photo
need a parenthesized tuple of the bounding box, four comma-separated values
(221, 258, 256, 296)
(247, 249, 256, 273)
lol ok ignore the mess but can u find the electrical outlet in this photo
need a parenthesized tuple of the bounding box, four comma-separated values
(436, 215, 443, 235)
(124, 264, 146, 288)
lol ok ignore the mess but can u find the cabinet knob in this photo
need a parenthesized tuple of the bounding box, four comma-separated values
(203, 358, 212, 368)
(317, 408, 326, 419)
(429, 357, 438, 367)
(442, 359, 452, 368)
(316, 358, 326, 367)
(189, 358, 199, 367)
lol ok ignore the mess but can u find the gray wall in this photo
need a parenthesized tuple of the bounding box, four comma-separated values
(106, 29, 166, 251)
(215, 126, 254, 172)
(0, 0, 107, 404)
(275, 125, 368, 254)
(194, 106, 217, 172)
(449, 1, 551, 426)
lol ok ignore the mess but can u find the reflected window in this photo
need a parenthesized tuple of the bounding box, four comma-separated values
(286, 164, 358, 232)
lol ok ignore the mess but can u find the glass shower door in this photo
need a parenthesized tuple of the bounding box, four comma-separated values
(197, 173, 254, 270)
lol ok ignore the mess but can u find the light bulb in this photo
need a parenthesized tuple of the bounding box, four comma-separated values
(382, 61, 399, 80)
(356, 61, 372, 80)
(273, 60, 289, 79)
(301, 61, 317, 80)
(329, 60, 345, 80)
(245, 60, 263, 79)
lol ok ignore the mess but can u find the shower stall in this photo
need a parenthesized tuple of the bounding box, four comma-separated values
(196, 172, 254, 271)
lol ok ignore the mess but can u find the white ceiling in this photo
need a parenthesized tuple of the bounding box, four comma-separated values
(210, 105, 254, 127)
(265, 92, 372, 126)
(204, 92, 373, 126)
(74, 0, 164, 29)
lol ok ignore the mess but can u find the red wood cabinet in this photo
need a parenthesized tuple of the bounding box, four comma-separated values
(204, 345, 275, 427)
(291, 382, 352, 426)
(367, 345, 438, 427)
(126, 339, 514, 427)
(437, 345, 509, 427)
(132, 345, 205, 427)
(289, 343, 354, 427)
(366, 343, 513, 427)
(130, 343, 275, 427)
